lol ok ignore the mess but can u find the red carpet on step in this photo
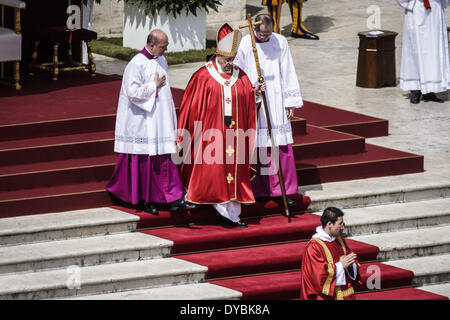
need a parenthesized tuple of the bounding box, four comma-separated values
(118, 194, 310, 229)
(177, 239, 379, 280)
(209, 263, 415, 300)
(2, 73, 441, 300)
(357, 287, 449, 300)
(142, 213, 321, 254)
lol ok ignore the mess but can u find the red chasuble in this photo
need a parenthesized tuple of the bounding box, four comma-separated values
(300, 236, 362, 300)
(177, 59, 257, 204)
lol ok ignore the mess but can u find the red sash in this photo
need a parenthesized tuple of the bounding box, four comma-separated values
(423, 0, 431, 10)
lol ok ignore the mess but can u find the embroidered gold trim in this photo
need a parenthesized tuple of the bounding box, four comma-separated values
(216, 49, 237, 57)
(312, 238, 335, 296)
(314, 237, 354, 300)
(335, 286, 355, 300)
(337, 236, 347, 255)
(234, 84, 239, 199)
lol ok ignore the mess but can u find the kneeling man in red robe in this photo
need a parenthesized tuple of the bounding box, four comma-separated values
(301, 207, 362, 300)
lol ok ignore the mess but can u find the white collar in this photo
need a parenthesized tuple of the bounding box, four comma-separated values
(215, 57, 232, 74)
(312, 226, 336, 242)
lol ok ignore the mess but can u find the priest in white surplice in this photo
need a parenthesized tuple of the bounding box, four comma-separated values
(398, 0, 450, 103)
(106, 30, 196, 215)
(234, 13, 303, 208)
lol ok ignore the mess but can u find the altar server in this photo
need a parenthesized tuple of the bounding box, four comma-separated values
(106, 29, 196, 215)
(234, 13, 302, 208)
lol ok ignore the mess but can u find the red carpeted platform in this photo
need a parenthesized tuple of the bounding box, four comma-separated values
(177, 238, 379, 280)
(0, 73, 440, 300)
(118, 194, 310, 230)
(296, 143, 424, 186)
(143, 213, 321, 254)
(0, 73, 424, 218)
(209, 262, 415, 300)
(294, 101, 389, 138)
(356, 287, 449, 300)
(206, 263, 415, 300)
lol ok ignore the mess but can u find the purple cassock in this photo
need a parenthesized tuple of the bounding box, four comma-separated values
(251, 145, 299, 197)
(106, 154, 184, 205)
(106, 47, 183, 205)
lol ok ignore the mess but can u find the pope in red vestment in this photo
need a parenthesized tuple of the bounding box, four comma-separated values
(177, 23, 261, 226)
(177, 59, 256, 204)
(300, 208, 363, 300)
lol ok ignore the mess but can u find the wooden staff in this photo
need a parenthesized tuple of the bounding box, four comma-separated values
(239, 13, 290, 218)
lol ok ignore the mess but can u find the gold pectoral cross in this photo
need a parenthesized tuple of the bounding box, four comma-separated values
(227, 173, 234, 184)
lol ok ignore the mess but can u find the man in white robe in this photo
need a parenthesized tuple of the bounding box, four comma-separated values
(106, 29, 196, 215)
(398, 0, 450, 103)
(234, 13, 303, 208)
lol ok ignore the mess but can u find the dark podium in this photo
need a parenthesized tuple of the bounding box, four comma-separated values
(356, 30, 398, 88)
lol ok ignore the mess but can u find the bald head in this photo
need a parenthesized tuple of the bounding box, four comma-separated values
(146, 29, 169, 56)
(147, 29, 168, 46)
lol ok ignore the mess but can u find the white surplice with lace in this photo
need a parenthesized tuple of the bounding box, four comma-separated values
(398, 0, 450, 94)
(234, 33, 303, 147)
(114, 52, 178, 156)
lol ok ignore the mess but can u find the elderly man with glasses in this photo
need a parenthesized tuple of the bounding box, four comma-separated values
(234, 13, 304, 210)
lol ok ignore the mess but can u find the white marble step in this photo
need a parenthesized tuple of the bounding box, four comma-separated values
(0, 232, 172, 274)
(65, 283, 242, 300)
(384, 254, 450, 286)
(311, 198, 450, 236)
(301, 166, 450, 212)
(0, 258, 207, 300)
(350, 225, 450, 260)
(419, 283, 450, 299)
(0, 207, 139, 246)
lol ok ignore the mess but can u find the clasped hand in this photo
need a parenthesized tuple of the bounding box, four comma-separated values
(339, 252, 357, 269)
(155, 72, 166, 88)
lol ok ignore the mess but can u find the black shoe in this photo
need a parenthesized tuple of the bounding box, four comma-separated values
(273, 196, 296, 207)
(233, 220, 248, 228)
(291, 32, 319, 40)
(410, 90, 421, 104)
(422, 92, 444, 103)
(223, 219, 247, 228)
(143, 202, 158, 215)
(169, 198, 197, 211)
(217, 214, 248, 228)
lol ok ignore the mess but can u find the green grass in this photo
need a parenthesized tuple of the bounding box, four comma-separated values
(91, 37, 217, 65)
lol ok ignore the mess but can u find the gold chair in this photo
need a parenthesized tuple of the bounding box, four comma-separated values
(29, 0, 97, 80)
(0, 0, 25, 90)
